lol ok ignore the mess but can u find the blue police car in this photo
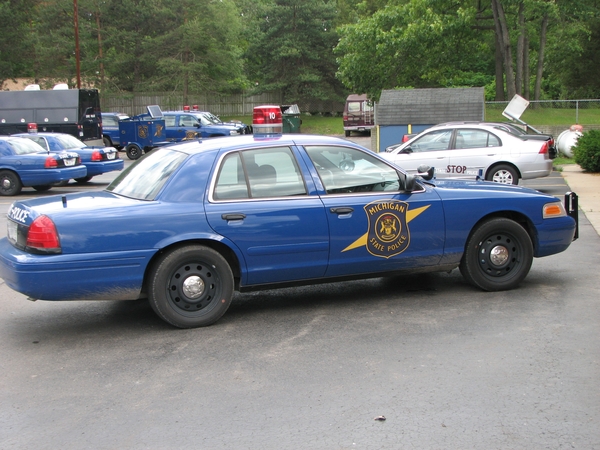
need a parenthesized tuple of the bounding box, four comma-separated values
(0, 107, 578, 328)
(14, 132, 124, 183)
(0, 135, 86, 196)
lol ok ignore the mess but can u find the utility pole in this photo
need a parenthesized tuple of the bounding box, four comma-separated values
(74, 0, 81, 88)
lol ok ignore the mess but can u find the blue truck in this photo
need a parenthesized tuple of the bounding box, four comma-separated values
(162, 110, 250, 140)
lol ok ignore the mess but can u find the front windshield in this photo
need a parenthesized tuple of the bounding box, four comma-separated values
(107, 148, 188, 200)
(6, 138, 46, 155)
(194, 113, 214, 126)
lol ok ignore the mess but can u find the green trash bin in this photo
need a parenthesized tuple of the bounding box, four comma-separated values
(281, 105, 302, 133)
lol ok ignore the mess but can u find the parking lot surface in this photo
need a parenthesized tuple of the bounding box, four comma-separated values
(1, 146, 599, 449)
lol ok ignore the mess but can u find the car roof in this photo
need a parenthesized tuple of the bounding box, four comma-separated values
(162, 133, 362, 156)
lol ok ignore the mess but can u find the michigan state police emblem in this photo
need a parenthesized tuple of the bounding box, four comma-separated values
(365, 200, 410, 258)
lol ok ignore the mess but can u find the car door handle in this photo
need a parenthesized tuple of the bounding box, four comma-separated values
(330, 207, 354, 215)
(222, 213, 246, 221)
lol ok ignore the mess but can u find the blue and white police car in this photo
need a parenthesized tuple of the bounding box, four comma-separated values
(14, 131, 124, 183)
(0, 106, 578, 328)
(0, 134, 86, 196)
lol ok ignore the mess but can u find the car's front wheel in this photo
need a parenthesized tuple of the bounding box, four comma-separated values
(148, 245, 234, 328)
(0, 170, 22, 196)
(459, 218, 533, 291)
(486, 164, 519, 185)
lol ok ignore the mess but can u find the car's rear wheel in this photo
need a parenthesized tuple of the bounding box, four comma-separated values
(126, 144, 142, 160)
(460, 218, 533, 291)
(75, 176, 93, 184)
(103, 136, 112, 147)
(0, 170, 22, 196)
(486, 164, 518, 185)
(148, 245, 234, 328)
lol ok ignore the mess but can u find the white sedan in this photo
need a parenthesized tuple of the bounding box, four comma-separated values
(381, 122, 554, 185)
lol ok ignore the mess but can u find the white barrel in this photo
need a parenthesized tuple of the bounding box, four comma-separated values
(556, 128, 582, 158)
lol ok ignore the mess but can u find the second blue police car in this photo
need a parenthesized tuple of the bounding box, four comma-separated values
(0, 107, 578, 328)
(0, 135, 86, 196)
(14, 132, 124, 183)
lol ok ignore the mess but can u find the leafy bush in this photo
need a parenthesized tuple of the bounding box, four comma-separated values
(573, 129, 600, 172)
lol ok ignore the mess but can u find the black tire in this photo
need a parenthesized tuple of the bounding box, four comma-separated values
(32, 185, 52, 192)
(148, 245, 234, 328)
(460, 218, 533, 291)
(75, 176, 93, 184)
(103, 136, 112, 148)
(345, 130, 351, 137)
(126, 144, 142, 160)
(0, 170, 23, 196)
(486, 164, 519, 185)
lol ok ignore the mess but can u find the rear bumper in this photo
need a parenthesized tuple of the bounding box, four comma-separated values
(84, 159, 124, 176)
(0, 238, 150, 301)
(519, 160, 553, 180)
(19, 166, 88, 186)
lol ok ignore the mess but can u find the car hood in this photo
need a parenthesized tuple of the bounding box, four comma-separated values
(424, 177, 556, 199)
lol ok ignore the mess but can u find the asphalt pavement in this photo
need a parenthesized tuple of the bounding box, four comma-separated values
(1, 141, 599, 449)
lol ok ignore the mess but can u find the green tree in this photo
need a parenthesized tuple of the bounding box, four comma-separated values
(244, 0, 345, 104)
(0, 0, 37, 85)
(335, 0, 491, 100)
(151, 0, 247, 96)
(545, 0, 600, 98)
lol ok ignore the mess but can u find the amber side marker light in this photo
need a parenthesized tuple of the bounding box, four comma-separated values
(543, 202, 567, 219)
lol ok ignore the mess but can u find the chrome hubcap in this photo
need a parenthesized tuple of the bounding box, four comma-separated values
(182, 275, 205, 299)
(489, 245, 509, 266)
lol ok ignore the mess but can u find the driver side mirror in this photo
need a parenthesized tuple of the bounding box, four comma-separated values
(404, 173, 416, 192)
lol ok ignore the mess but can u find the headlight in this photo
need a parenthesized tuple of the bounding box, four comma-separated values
(543, 201, 567, 218)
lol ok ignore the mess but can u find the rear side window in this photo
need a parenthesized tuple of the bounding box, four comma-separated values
(455, 129, 501, 149)
(213, 147, 306, 200)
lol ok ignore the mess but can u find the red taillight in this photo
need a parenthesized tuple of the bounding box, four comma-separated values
(402, 134, 410, 142)
(28, 123, 38, 134)
(539, 141, 549, 155)
(26, 215, 61, 251)
(91, 150, 102, 161)
(44, 156, 58, 168)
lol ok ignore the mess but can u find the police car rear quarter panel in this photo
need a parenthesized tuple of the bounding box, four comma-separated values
(432, 180, 576, 260)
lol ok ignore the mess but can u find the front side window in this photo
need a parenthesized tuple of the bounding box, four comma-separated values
(213, 147, 307, 200)
(179, 115, 198, 127)
(306, 146, 401, 194)
(409, 129, 453, 152)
